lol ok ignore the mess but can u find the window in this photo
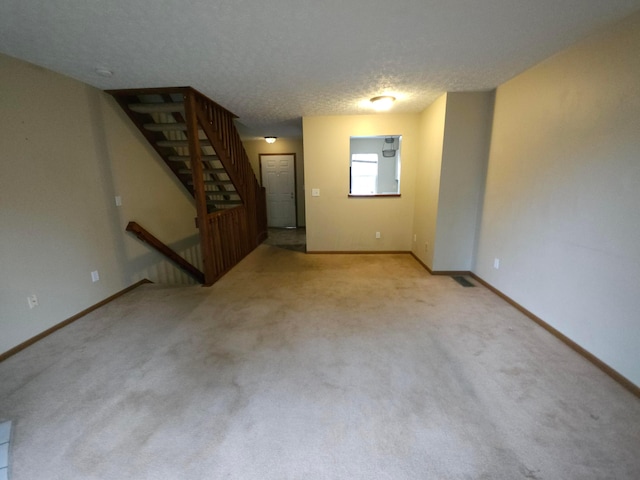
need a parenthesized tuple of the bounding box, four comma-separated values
(349, 136, 401, 196)
(350, 153, 378, 195)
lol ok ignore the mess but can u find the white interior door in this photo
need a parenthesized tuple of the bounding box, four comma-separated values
(260, 154, 296, 227)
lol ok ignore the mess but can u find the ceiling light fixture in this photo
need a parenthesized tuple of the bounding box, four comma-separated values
(370, 95, 396, 111)
(94, 67, 114, 78)
(265, 136, 277, 144)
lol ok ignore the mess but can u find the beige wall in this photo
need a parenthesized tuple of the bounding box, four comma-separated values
(475, 12, 640, 385)
(410, 92, 493, 271)
(0, 54, 200, 355)
(412, 94, 447, 268)
(303, 114, 419, 251)
(242, 137, 305, 226)
(435, 91, 494, 271)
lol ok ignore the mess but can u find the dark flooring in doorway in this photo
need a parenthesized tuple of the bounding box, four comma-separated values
(264, 227, 306, 252)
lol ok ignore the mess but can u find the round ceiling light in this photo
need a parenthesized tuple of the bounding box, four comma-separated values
(370, 95, 396, 111)
(264, 136, 277, 144)
(94, 67, 114, 77)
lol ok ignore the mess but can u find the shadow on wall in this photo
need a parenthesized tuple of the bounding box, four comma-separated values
(88, 90, 201, 286)
(85, 88, 131, 286)
(126, 234, 203, 285)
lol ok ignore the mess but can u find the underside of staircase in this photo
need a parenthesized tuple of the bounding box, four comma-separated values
(107, 87, 267, 285)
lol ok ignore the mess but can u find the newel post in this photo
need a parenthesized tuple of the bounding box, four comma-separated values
(184, 90, 216, 285)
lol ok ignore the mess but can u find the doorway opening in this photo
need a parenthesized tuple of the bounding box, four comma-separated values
(260, 154, 297, 228)
(259, 153, 305, 252)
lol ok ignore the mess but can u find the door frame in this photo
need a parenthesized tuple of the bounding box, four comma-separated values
(259, 153, 298, 228)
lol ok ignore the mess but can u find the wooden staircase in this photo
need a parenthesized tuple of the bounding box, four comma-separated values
(107, 87, 267, 285)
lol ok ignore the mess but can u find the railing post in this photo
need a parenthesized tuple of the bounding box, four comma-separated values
(184, 90, 216, 285)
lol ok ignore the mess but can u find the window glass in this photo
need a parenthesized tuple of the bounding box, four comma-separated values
(351, 154, 378, 195)
(349, 136, 401, 195)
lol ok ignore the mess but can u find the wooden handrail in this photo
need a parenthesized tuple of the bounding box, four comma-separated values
(190, 89, 267, 253)
(108, 87, 266, 286)
(126, 221, 205, 284)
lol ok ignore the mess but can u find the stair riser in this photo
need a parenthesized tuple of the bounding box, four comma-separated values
(129, 103, 185, 113)
(143, 123, 188, 132)
(157, 140, 211, 148)
(168, 156, 219, 162)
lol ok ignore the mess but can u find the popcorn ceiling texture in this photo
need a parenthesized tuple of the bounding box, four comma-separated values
(1, 0, 639, 137)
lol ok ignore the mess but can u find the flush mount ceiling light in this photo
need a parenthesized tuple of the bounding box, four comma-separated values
(94, 67, 114, 77)
(264, 136, 277, 144)
(370, 95, 396, 111)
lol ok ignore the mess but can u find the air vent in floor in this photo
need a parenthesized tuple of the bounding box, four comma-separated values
(452, 276, 475, 287)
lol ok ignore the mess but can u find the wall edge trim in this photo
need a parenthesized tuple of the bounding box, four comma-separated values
(469, 273, 640, 398)
(306, 250, 411, 255)
(409, 253, 473, 277)
(411, 252, 432, 274)
(0, 279, 153, 362)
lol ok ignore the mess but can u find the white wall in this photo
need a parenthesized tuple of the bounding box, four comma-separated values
(0, 54, 200, 355)
(303, 114, 419, 252)
(475, 12, 640, 386)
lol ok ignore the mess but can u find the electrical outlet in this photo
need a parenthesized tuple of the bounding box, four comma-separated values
(91, 270, 100, 282)
(494, 258, 500, 270)
(27, 294, 38, 309)
(375, 231, 381, 239)
(115, 196, 122, 206)
(413, 234, 417, 242)
(311, 188, 320, 197)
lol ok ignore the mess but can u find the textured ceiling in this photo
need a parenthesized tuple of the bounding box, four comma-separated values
(1, 0, 640, 138)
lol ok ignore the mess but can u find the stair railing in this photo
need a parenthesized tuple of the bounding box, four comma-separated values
(183, 88, 267, 284)
(126, 221, 205, 284)
(185, 89, 267, 279)
(108, 87, 267, 285)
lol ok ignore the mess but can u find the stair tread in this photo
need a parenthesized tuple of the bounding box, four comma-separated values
(191, 180, 234, 185)
(168, 155, 219, 162)
(179, 168, 226, 174)
(144, 123, 188, 132)
(157, 139, 211, 148)
(203, 191, 240, 196)
(129, 102, 184, 113)
(206, 200, 243, 205)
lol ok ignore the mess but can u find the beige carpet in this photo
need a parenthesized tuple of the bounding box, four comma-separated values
(1, 245, 639, 479)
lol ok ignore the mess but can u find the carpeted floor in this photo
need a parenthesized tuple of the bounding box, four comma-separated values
(1, 245, 639, 479)
(264, 227, 306, 252)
